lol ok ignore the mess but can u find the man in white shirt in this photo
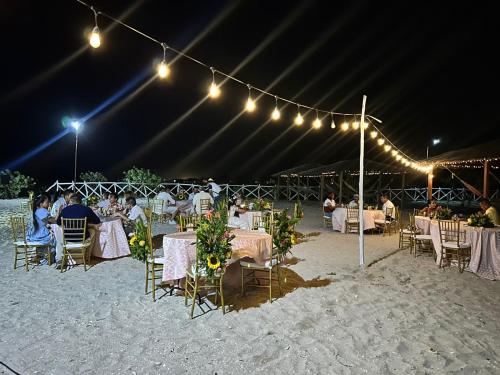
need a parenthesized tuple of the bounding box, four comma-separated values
(193, 187, 214, 215)
(113, 197, 147, 235)
(380, 194, 395, 219)
(207, 178, 222, 206)
(156, 188, 178, 224)
(323, 192, 336, 218)
(348, 194, 359, 208)
(188, 186, 199, 201)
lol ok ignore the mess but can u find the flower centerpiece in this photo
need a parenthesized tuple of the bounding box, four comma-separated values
(176, 190, 187, 201)
(129, 219, 149, 261)
(87, 195, 99, 207)
(467, 213, 494, 228)
(273, 209, 300, 256)
(195, 208, 235, 278)
(250, 198, 272, 211)
(435, 207, 452, 220)
(293, 200, 304, 219)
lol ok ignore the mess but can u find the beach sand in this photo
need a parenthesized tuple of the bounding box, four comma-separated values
(1, 199, 499, 374)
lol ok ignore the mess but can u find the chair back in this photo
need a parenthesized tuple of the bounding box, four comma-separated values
(179, 215, 199, 232)
(200, 199, 211, 214)
(144, 207, 153, 224)
(146, 212, 154, 258)
(152, 199, 164, 215)
(10, 216, 27, 243)
(408, 213, 417, 233)
(413, 208, 421, 216)
(19, 201, 31, 214)
(437, 220, 464, 246)
(346, 207, 359, 222)
(384, 206, 394, 219)
(61, 218, 87, 244)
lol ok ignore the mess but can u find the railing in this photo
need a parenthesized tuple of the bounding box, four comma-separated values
(46, 181, 498, 204)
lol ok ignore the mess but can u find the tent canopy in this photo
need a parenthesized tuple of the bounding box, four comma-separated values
(422, 139, 500, 167)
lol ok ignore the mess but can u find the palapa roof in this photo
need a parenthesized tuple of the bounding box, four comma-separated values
(422, 139, 500, 167)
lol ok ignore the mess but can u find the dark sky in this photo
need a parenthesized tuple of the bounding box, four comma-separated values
(1, 0, 499, 184)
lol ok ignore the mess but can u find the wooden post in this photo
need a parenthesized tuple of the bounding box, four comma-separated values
(483, 160, 490, 198)
(339, 171, 344, 204)
(320, 175, 325, 206)
(427, 172, 433, 201)
(400, 173, 405, 212)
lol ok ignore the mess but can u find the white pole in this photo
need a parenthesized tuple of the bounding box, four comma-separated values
(359, 95, 367, 268)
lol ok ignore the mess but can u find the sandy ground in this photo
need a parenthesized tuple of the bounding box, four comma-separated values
(1, 199, 499, 374)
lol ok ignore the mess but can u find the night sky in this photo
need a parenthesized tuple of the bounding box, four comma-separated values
(1, 0, 499, 184)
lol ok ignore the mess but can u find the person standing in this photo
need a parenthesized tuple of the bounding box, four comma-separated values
(207, 178, 222, 207)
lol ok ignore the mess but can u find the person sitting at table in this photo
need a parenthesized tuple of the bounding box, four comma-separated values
(97, 192, 110, 208)
(107, 192, 123, 214)
(348, 194, 359, 208)
(420, 199, 441, 217)
(50, 190, 72, 220)
(479, 198, 499, 225)
(193, 186, 214, 215)
(323, 192, 336, 218)
(380, 194, 395, 220)
(27, 194, 57, 264)
(188, 186, 199, 201)
(156, 188, 178, 224)
(113, 197, 147, 235)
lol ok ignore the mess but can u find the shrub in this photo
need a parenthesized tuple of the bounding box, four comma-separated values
(0, 170, 37, 198)
(79, 171, 108, 182)
(122, 166, 162, 186)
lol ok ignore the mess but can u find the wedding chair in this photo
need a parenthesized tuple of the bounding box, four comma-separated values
(19, 201, 31, 214)
(152, 199, 166, 223)
(437, 220, 471, 272)
(240, 212, 283, 303)
(200, 199, 211, 215)
(60, 218, 92, 272)
(144, 208, 167, 301)
(322, 210, 331, 228)
(413, 208, 421, 216)
(345, 207, 360, 234)
(185, 245, 226, 319)
(179, 215, 199, 232)
(409, 213, 433, 258)
(374, 206, 394, 236)
(10, 216, 52, 271)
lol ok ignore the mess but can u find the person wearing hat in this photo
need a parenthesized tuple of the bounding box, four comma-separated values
(207, 178, 222, 207)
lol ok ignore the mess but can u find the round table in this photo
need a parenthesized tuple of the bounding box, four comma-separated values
(331, 208, 385, 233)
(162, 229, 272, 282)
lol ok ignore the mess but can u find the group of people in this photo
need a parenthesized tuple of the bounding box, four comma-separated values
(323, 192, 395, 220)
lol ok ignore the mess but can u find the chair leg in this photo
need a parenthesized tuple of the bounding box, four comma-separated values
(184, 275, 190, 306)
(13, 246, 18, 270)
(277, 266, 283, 296)
(24, 246, 29, 271)
(82, 250, 87, 272)
(152, 265, 156, 302)
(61, 250, 66, 273)
(220, 276, 225, 315)
(190, 277, 199, 319)
(145, 263, 149, 294)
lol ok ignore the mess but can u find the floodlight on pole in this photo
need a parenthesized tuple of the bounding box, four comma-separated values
(70, 119, 82, 183)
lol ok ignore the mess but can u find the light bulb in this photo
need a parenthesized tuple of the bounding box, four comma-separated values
(294, 113, 304, 126)
(313, 117, 322, 129)
(245, 97, 256, 112)
(384, 145, 391, 152)
(396, 154, 402, 161)
(157, 61, 170, 79)
(370, 131, 378, 139)
(377, 138, 385, 145)
(330, 117, 336, 129)
(89, 26, 101, 48)
(209, 82, 220, 98)
(352, 121, 360, 130)
(271, 108, 280, 121)
(363, 122, 369, 129)
(340, 122, 349, 131)
(400, 157, 406, 164)
(391, 150, 398, 156)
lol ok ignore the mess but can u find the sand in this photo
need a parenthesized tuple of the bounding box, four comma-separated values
(1, 199, 499, 374)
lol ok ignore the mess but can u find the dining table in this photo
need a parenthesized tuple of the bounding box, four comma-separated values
(331, 207, 385, 233)
(161, 229, 273, 282)
(414, 216, 500, 280)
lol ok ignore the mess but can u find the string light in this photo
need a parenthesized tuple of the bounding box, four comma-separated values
(245, 85, 256, 112)
(330, 113, 336, 129)
(363, 121, 369, 130)
(89, 6, 101, 48)
(294, 104, 304, 126)
(377, 138, 385, 146)
(312, 110, 322, 129)
(157, 43, 170, 79)
(384, 145, 391, 152)
(396, 154, 402, 161)
(352, 121, 360, 130)
(341, 121, 349, 131)
(208, 67, 220, 98)
(370, 130, 378, 139)
(271, 96, 280, 121)
(391, 150, 398, 157)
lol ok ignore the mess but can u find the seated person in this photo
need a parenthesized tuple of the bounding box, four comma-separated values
(156, 188, 178, 224)
(188, 186, 199, 201)
(348, 194, 360, 208)
(107, 192, 123, 214)
(421, 199, 441, 217)
(479, 198, 499, 225)
(50, 190, 72, 220)
(113, 197, 147, 235)
(97, 192, 110, 208)
(323, 192, 336, 218)
(192, 186, 214, 215)
(380, 194, 395, 220)
(27, 194, 57, 263)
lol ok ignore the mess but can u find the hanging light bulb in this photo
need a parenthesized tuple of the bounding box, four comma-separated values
(370, 130, 378, 139)
(396, 154, 402, 161)
(245, 85, 256, 112)
(340, 121, 349, 131)
(157, 43, 170, 79)
(271, 96, 280, 121)
(312, 110, 322, 129)
(208, 67, 220, 98)
(377, 138, 385, 146)
(89, 7, 101, 48)
(330, 113, 336, 129)
(384, 145, 391, 152)
(400, 157, 406, 164)
(352, 121, 360, 130)
(391, 150, 398, 157)
(294, 104, 304, 126)
(363, 121, 369, 130)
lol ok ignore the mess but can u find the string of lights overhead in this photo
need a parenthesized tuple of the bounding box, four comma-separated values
(75, 0, 430, 174)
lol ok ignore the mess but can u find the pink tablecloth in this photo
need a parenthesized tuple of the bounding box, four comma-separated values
(417, 219, 500, 280)
(51, 218, 130, 260)
(331, 208, 385, 233)
(414, 216, 431, 235)
(162, 229, 272, 281)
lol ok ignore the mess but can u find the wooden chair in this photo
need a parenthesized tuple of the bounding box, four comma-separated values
(437, 220, 471, 272)
(345, 207, 360, 234)
(19, 201, 32, 215)
(323, 209, 332, 228)
(60, 218, 92, 272)
(179, 215, 199, 232)
(250, 212, 263, 231)
(10, 216, 52, 271)
(185, 245, 226, 319)
(374, 206, 394, 235)
(144, 208, 167, 301)
(399, 211, 414, 249)
(151, 199, 166, 223)
(200, 198, 211, 215)
(240, 212, 283, 303)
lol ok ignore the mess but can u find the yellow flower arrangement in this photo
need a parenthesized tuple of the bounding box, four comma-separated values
(207, 255, 220, 270)
(139, 240, 145, 247)
(129, 236, 137, 246)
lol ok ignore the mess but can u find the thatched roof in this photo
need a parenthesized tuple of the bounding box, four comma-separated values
(423, 139, 500, 167)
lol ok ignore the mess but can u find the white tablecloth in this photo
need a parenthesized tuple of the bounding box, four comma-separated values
(331, 208, 385, 233)
(51, 218, 130, 260)
(162, 229, 272, 281)
(230, 210, 262, 230)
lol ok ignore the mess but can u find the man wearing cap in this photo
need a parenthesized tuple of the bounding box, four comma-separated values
(207, 178, 222, 207)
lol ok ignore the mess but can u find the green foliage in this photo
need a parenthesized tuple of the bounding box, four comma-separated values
(293, 200, 304, 219)
(122, 166, 163, 186)
(79, 171, 108, 182)
(435, 207, 452, 220)
(468, 213, 494, 228)
(273, 209, 300, 256)
(195, 211, 235, 278)
(129, 219, 149, 261)
(0, 170, 37, 198)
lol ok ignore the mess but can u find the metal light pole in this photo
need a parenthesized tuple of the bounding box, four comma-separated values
(359, 96, 367, 268)
(71, 121, 81, 182)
